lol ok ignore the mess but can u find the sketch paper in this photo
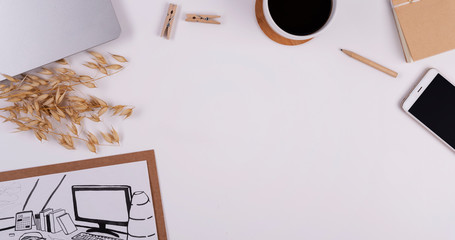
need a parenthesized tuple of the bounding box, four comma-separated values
(0, 160, 159, 240)
(57, 213, 77, 235)
(49, 209, 66, 233)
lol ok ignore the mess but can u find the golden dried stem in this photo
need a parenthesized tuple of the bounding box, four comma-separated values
(0, 52, 132, 152)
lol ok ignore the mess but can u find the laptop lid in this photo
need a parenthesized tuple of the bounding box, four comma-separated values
(0, 0, 121, 78)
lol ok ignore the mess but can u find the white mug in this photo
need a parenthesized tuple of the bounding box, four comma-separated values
(263, 0, 337, 41)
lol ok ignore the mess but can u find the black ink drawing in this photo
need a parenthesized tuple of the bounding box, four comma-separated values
(0, 160, 159, 240)
(15, 211, 33, 231)
(0, 182, 28, 232)
(128, 191, 156, 239)
(70, 185, 156, 240)
(34, 208, 74, 234)
(0, 175, 67, 234)
(23, 179, 39, 212)
(41, 175, 66, 212)
(72, 185, 132, 238)
(19, 231, 45, 240)
(11, 175, 69, 234)
(13, 179, 40, 232)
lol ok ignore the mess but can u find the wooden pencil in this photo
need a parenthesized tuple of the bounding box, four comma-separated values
(341, 49, 398, 78)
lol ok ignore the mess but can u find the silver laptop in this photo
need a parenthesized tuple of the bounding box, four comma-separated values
(0, 0, 121, 78)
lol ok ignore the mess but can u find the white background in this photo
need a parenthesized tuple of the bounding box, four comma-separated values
(1, 0, 455, 239)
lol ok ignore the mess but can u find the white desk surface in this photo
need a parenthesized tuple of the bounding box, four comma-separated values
(1, 0, 455, 239)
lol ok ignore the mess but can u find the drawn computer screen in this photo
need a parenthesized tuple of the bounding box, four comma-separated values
(73, 186, 131, 225)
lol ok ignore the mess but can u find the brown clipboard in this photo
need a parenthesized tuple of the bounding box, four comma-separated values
(0, 150, 167, 240)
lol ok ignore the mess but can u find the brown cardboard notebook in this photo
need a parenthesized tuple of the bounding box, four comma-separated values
(391, 0, 455, 62)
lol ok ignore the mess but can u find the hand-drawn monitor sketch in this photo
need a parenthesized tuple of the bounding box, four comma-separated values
(0, 159, 159, 240)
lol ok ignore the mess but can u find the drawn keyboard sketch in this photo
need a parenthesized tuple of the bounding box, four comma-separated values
(0, 160, 158, 240)
(72, 232, 122, 240)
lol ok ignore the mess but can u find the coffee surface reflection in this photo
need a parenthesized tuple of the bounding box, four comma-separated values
(268, 0, 333, 36)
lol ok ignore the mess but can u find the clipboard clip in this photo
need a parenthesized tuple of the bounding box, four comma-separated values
(161, 4, 178, 39)
(185, 14, 221, 24)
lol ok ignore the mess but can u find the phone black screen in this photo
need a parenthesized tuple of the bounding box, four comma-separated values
(409, 74, 455, 149)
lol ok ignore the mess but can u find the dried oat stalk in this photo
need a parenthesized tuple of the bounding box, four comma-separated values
(0, 51, 133, 153)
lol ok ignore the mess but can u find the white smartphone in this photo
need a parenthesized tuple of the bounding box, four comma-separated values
(402, 69, 455, 151)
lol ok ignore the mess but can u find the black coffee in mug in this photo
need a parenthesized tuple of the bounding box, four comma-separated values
(268, 0, 333, 36)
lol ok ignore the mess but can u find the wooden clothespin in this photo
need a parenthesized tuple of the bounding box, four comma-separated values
(185, 14, 221, 24)
(161, 4, 178, 39)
